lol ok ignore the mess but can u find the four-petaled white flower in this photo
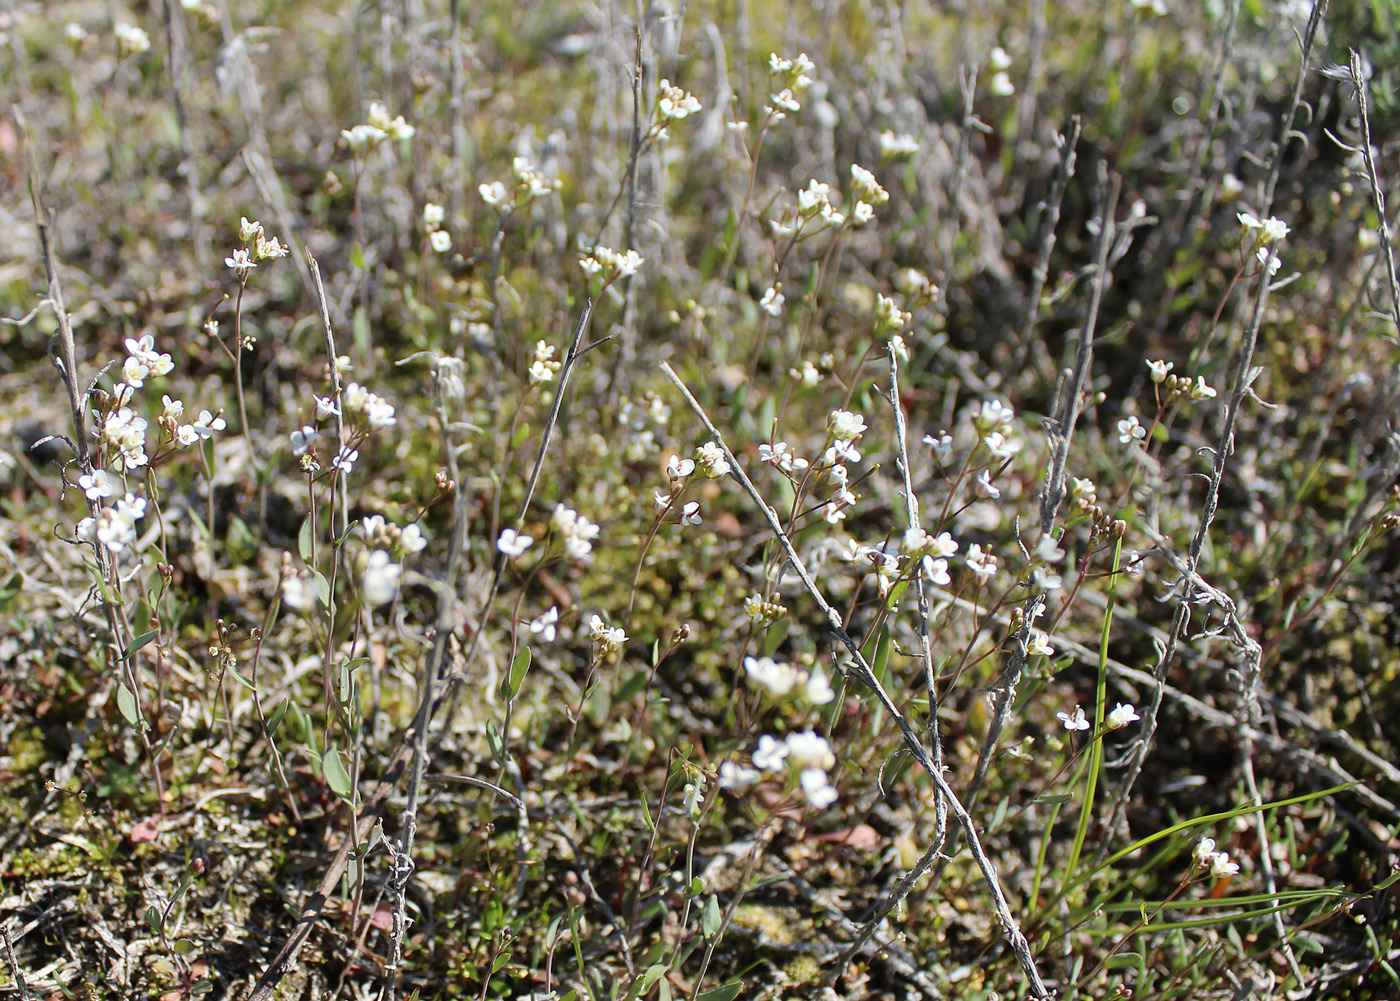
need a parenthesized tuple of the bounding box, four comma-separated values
(497, 528, 534, 558)
(1106, 703, 1140, 729)
(528, 606, 559, 642)
(361, 550, 401, 606)
(680, 501, 702, 526)
(760, 285, 785, 317)
(1117, 415, 1147, 444)
(1057, 706, 1090, 731)
(225, 249, 257, 278)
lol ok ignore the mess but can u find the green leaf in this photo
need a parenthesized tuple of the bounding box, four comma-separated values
(697, 984, 742, 1001)
(266, 699, 289, 735)
(173, 939, 195, 955)
(123, 630, 158, 659)
(510, 422, 531, 449)
(298, 515, 315, 562)
(490, 951, 512, 975)
(322, 748, 353, 799)
(0, 573, 22, 609)
(117, 683, 141, 727)
(313, 570, 331, 607)
(685, 877, 705, 898)
(506, 645, 532, 700)
(227, 664, 258, 692)
(146, 905, 162, 934)
(701, 895, 722, 939)
(614, 669, 649, 703)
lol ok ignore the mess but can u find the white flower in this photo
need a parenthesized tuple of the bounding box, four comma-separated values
(975, 399, 1016, 435)
(497, 528, 534, 558)
(1190, 376, 1217, 401)
(400, 523, 427, 555)
(989, 46, 1012, 71)
(1028, 632, 1054, 657)
(784, 731, 835, 771)
(875, 294, 909, 330)
(804, 669, 835, 705)
(332, 446, 359, 474)
(800, 769, 838, 809)
(314, 395, 340, 420)
(1105, 703, 1140, 729)
(1210, 853, 1240, 878)
(225, 249, 257, 278)
(989, 71, 1015, 96)
(161, 395, 184, 420)
(290, 425, 318, 455)
(745, 656, 799, 698)
(1219, 173, 1244, 200)
(923, 432, 954, 461)
(79, 468, 122, 501)
(927, 532, 958, 558)
(1032, 566, 1063, 591)
(922, 556, 951, 586)
(768, 88, 801, 113)
(423, 202, 445, 227)
(1146, 359, 1174, 383)
(718, 760, 759, 792)
(825, 438, 861, 465)
(190, 410, 226, 439)
(1034, 535, 1066, 564)
(666, 454, 696, 480)
(1117, 415, 1147, 444)
(479, 181, 509, 207)
(1057, 706, 1090, 731)
(680, 501, 702, 527)
(281, 568, 317, 612)
(361, 550, 401, 606)
(827, 410, 867, 440)
(975, 469, 1001, 499)
(752, 734, 789, 771)
(1256, 246, 1282, 276)
(429, 230, 452, 253)
(760, 285, 785, 317)
(528, 606, 559, 642)
(983, 432, 1020, 459)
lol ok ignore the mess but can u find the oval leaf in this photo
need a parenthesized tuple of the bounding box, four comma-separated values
(322, 748, 353, 799)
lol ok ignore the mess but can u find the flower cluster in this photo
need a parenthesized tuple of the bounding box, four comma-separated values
(694, 440, 730, 479)
(76, 491, 147, 555)
(1193, 837, 1242, 878)
(765, 52, 815, 122)
(743, 655, 835, 705)
(743, 591, 788, 626)
(120, 334, 174, 389)
(341, 101, 415, 152)
(551, 504, 600, 560)
(580, 245, 644, 284)
(759, 440, 809, 476)
(720, 729, 838, 810)
(478, 156, 562, 213)
(656, 78, 702, 129)
(988, 46, 1014, 96)
(341, 382, 397, 430)
(362, 514, 427, 559)
(1146, 360, 1218, 402)
(820, 410, 868, 524)
(878, 130, 920, 161)
(225, 217, 289, 280)
(115, 22, 150, 57)
(587, 614, 628, 656)
(98, 394, 150, 470)
(423, 202, 451, 254)
(528, 341, 562, 385)
(848, 164, 889, 227)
